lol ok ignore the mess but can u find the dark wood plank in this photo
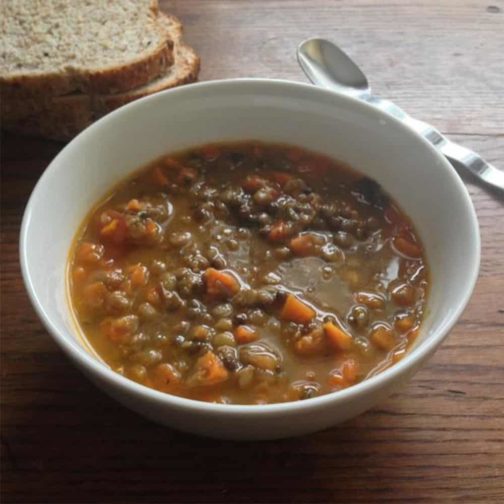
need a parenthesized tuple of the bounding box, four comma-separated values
(1, 1, 503, 503)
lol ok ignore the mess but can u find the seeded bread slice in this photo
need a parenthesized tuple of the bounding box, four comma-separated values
(2, 12, 183, 122)
(3, 40, 200, 141)
(0, 0, 175, 99)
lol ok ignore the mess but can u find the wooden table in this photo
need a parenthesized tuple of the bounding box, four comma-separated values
(1, 1, 503, 502)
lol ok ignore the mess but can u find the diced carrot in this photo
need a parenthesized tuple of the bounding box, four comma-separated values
(280, 294, 316, 324)
(392, 236, 422, 258)
(188, 351, 229, 387)
(234, 325, 258, 344)
(111, 220, 127, 244)
(341, 359, 359, 383)
(294, 328, 326, 355)
(242, 174, 267, 193)
(154, 363, 181, 386)
(271, 171, 294, 186)
(204, 268, 241, 298)
(97, 208, 122, 227)
(289, 233, 319, 256)
(100, 217, 127, 245)
(82, 281, 108, 310)
(323, 321, 353, 351)
(268, 221, 291, 242)
(152, 165, 169, 186)
(126, 199, 142, 212)
(76, 242, 104, 264)
(100, 219, 119, 236)
(355, 292, 385, 310)
(200, 145, 221, 162)
(145, 220, 159, 237)
(328, 359, 359, 389)
(129, 263, 149, 287)
(100, 315, 138, 344)
(370, 324, 396, 351)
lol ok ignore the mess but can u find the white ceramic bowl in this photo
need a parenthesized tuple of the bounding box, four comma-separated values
(20, 79, 480, 440)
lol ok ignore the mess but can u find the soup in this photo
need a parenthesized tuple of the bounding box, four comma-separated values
(69, 142, 429, 404)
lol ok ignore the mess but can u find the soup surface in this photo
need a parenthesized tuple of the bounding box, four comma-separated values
(69, 142, 429, 404)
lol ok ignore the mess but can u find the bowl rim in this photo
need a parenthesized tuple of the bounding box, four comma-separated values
(20, 77, 481, 415)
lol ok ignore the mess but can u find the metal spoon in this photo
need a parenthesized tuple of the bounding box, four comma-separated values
(297, 38, 504, 195)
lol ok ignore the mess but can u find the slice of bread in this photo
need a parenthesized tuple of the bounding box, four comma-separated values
(0, 0, 174, 99)
(3, 39, 200, 141)
(2, 12, 183, 122)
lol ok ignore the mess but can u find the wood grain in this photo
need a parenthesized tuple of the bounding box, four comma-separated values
(1, 1, 503, 502)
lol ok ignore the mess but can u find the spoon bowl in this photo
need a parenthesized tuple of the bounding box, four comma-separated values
(297, 38, 370, 98)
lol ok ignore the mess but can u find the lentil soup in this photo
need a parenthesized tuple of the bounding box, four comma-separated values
(69, 142, 429, 405)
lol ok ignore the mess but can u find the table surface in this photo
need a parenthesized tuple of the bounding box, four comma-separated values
(1, 1, 503, 502)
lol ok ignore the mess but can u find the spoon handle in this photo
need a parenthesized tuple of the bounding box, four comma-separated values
(365, 97, 504, 193)
(298, 38, 503, 194)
